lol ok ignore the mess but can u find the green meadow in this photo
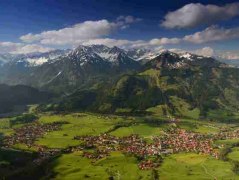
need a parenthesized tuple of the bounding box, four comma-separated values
(159, 153, 237, 180)
(1, 112, 239, 179)
(36, 113, 122, 148)
(51, 151, 152, 180)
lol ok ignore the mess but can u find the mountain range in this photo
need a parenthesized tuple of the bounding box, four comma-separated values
(0, 45, 235, 92)
(0, 44, 239, 119)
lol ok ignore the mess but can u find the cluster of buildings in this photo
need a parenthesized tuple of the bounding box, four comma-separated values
(34, 147, 61, 165)
(74, 134, 167, 169)
(156, 129, 219, 158)
(3, 122, 63, 148)
(213, 129, 239, 141)
(74, 128, 232, 169)
(138, 160, 160, 170)
(3, 118, 239, 170)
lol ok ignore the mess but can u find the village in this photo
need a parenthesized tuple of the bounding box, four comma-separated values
(2, 122, 65, 148)
(2, 119, 239, 170)
(1, 122, 65, 165)
(74, 129, 220, 170)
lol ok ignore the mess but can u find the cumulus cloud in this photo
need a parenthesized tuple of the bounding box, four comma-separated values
(217, 50, 239, 60)
(82, 38, 134, 47)
(81, 37, 181, 49)
(169, 47, 215, 57)
(13, 14, 239, 53)
(152, 25, 239, 45)
(12, 44, 54, 54)
(0, 42, 53, 54)
(149, 38, 181, 45)
(193, 47, 215, 57)
(116, 15, 142, 29)
(81, 38, 148, 49)
(82, 25, 239, 49)
(20, 20, 116, 45)
(171, 47, 239, 60)
(0, 42, 23, 53)
(20, 16, 142, 46)
(183, 25, 239, 43)
(195, 48, 239, 60)
(161, 2, 239, 29)
(117, 15, 142, 23)
(169, 48, 187, 54)
(19, 34, 42, 43)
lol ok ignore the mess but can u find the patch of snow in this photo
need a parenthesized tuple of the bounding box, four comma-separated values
(197, 56, 203, 59)
(97, 52, 111, 59)
(180, 53, 193, 60)
(46, 71, 62, 84)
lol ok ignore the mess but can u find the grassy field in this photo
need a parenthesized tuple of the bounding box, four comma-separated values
(207, 110, 239, 123)
(0, 118, 13, 137)
(159, 153, 237, 179)
(110, 124, 163, 137)
(36, 113, 123, 148)
(34, 113, 239, 179)
(1, 112, 239, 179)
(51, 152, 239, 179)
(51, 151, 153, 180)
(215, 139, 239, 146)
(228, 147, 239, 162)
(176, 119, 221, 134)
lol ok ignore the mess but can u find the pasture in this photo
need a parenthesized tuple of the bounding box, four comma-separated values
(1, 112, 239, 179)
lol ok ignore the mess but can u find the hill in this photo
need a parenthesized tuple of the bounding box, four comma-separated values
(38, 50, 239, 121)
(0, 84, 52, 114)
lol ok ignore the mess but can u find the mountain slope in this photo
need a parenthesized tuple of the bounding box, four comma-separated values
(0, 45, 141, 93)
(41, 51, 239, 121)
(0, 84, 52, 114)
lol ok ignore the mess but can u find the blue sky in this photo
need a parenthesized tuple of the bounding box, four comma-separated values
(0, 0, 239, 58)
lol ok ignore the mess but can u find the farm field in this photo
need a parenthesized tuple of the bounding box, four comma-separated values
(51, 151, 153, 180)
(1, 112, 239, 179)
(159, 153, 237, 180)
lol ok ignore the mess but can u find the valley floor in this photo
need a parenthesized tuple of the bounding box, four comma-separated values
(1, 112, 239, 179)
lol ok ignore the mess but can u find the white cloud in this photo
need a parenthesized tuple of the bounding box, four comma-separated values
(0, 42, 23, 53)
(149, 38, 181, 45)
(183, 25, 239, 43)
(169, 48, 187, 54)
(193, 47, 215, 57)
(0, 42, 53, 54)
(81, 25, 239, 49)
(81, 38, 150, 49)
(20, 16, 142, 46)
(81, 37, 180, 49)
(12, 44, 54, 54)
(169, 47, 215, 57)
(20, 20, 116, 45)
(82, 38, 132, 47)
(19, 34, 42, 43)
(217, 50, 239, 60)
(171, 47, 239, 60)
(13, 14, 239, 53)
(149, 25, 239, 45)
(161, 2, 239, 29)
(117, 15, 142, 24)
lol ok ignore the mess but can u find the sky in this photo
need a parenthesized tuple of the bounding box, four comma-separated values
(0, 0, 239, 59)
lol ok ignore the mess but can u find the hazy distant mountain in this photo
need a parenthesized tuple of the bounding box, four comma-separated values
(218, 59, 239, 67)
(0, 84, 52, 114)
(0, 50, 70, 66)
